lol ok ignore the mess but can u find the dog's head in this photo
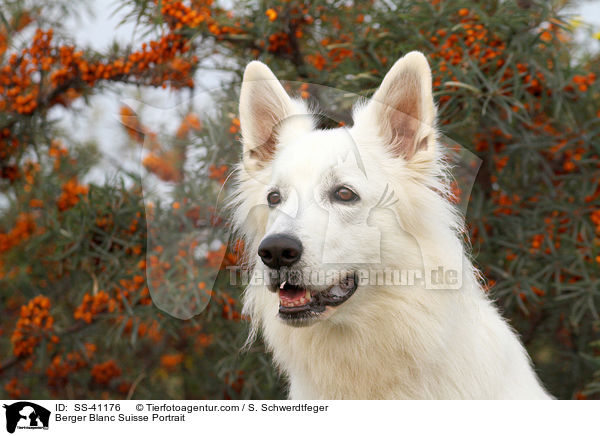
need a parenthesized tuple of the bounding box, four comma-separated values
(234, 52, 452, 327)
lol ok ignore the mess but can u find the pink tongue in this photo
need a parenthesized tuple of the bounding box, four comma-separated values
(279, 288, 305, 304)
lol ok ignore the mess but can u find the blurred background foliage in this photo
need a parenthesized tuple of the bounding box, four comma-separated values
(0, 0, 599, 399)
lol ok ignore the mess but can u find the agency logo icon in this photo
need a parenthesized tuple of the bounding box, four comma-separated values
(2, 402, 50, 434)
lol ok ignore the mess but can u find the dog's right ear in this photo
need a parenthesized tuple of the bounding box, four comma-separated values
(354, 51, 436, 161)
(239, 61, 313, 172)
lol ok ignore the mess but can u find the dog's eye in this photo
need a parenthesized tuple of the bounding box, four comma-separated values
(267, 191, 281, 206)
(333, 186, 359, 203)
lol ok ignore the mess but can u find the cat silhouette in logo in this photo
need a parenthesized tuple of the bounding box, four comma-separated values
(3, 402, 50, 434)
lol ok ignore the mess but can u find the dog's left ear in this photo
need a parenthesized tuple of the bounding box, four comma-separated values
(357, 51, 436, 160)
(239, 61, 313, 172)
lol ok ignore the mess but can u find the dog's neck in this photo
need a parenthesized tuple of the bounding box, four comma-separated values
(251, 272, 486, 399)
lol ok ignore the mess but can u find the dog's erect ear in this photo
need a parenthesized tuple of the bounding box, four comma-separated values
(358, 51, 436, 159)
(239, 61, 313, 171)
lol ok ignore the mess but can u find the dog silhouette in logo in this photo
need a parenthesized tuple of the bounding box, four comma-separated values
(3, 402, 50, 434)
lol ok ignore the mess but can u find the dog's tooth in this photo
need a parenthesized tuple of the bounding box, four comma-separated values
(280, 281, 287, 290)
(305, 290, 311, 300)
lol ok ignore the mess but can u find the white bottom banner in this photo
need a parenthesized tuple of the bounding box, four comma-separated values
(0, 400, 595, 435)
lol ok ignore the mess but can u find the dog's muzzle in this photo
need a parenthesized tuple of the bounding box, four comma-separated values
(270, 272, 358, 326)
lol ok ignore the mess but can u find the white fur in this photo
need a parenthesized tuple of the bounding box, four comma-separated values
(231, 52, 552, 399)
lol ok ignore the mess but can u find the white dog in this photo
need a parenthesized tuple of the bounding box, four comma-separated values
(231, 52, 552, 399)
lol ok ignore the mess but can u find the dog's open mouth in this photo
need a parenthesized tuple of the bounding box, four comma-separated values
(274, 273, 358, 323)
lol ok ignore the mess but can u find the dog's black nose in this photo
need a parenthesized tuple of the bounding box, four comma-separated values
(258, 234, 303, 269)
